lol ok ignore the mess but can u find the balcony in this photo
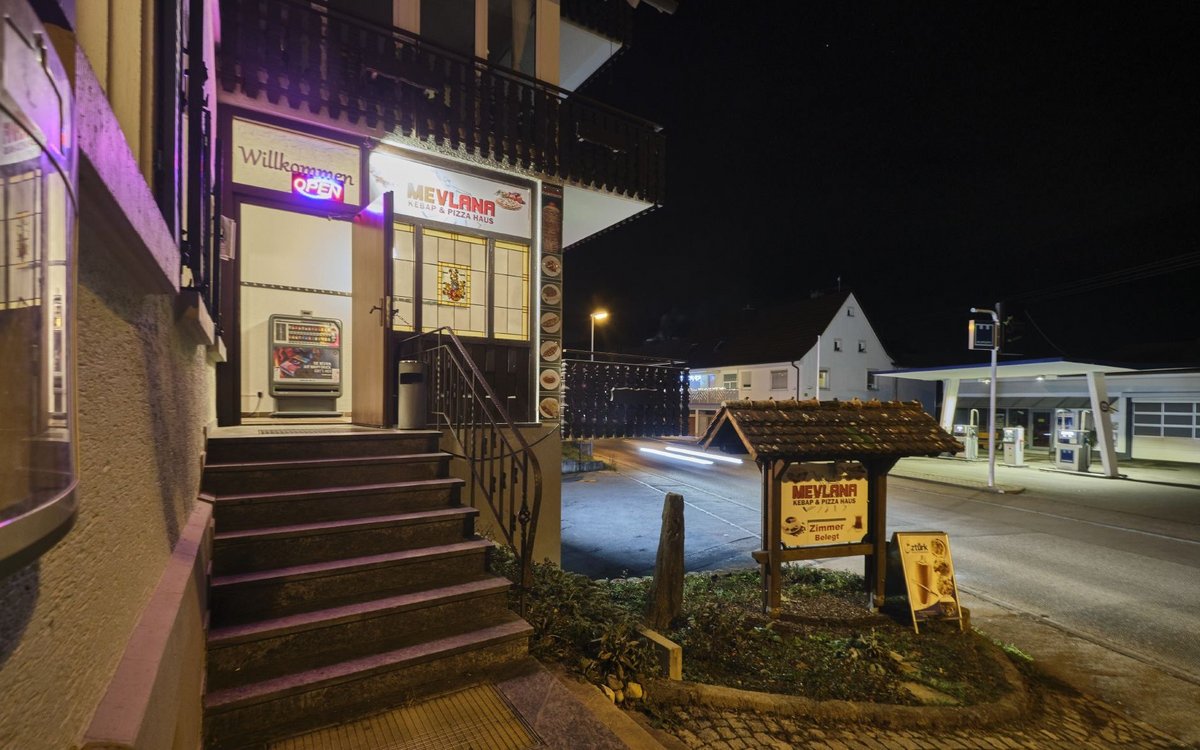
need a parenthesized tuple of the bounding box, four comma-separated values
(689, 388, 740, 407)
(217, 0, 665, 206)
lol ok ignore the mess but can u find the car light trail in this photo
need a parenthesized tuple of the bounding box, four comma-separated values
(664, 445, 743, 464)
(638, 447, 713, 466)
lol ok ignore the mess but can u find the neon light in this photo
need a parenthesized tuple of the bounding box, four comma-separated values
(292, 172, 346, 202)
(664, 445, 743, 464)
(639, 447, 712, 466)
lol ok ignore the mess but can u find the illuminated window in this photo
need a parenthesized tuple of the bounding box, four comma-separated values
(421, 229, 486, 337)
(391, 222, 415, 331)
(492, 240, 529, 341)
(818, 369, 830, 389)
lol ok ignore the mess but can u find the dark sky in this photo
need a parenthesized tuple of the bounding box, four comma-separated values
(563, 1, 1199, 366)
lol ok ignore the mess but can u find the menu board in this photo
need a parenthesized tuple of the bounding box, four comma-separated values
(780, 462, 869, 548)
(893, 531, 963, 633)
(268, 315, 343, 392)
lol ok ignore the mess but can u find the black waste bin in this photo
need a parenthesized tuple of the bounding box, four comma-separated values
(397, 360, 427, 429)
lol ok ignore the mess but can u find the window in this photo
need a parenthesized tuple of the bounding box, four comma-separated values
(1133, 401, 1199, 438)
(858, 340, 867, 353)
(818, 369, 830, 389)
(492, 240, 529, 340)
(847, 306, 855, 317)
(770, 369, 788, 390)
(722, 372, 737, 389)
(420, 0, 476, 56)
(833, 339, 842, 352)
(391, 223, 416, 330)
(867, 370, 879, 391)
(421, 229, 487, 337)
(740, 370, 752, 389)
(488, 0, 536, 76)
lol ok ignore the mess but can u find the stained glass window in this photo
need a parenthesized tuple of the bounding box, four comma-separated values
(420, 229, 486, 337)
(492, 240, 528, 341)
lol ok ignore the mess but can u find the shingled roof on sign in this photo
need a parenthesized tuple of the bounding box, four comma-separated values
(698, 399, 961, 462)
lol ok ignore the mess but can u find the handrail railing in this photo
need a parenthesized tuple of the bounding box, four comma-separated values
(402, 327, 543, 611)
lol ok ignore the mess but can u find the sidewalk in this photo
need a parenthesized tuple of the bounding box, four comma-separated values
(891, 453, 1200, 494)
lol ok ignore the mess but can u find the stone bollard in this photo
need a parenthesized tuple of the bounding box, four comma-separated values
(647, 492, 684, 630)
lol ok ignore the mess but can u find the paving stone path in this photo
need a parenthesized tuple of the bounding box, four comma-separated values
(653, 681, 1189, 749)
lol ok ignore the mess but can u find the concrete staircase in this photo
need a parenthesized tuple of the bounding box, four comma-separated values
(201, 429, 531, 750)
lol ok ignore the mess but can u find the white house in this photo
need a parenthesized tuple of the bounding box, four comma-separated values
(686, 291, 933, 435)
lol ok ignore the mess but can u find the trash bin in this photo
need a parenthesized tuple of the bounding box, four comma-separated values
(397, 360, 427, 429)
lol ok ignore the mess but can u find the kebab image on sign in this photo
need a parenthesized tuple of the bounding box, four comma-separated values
(780, 462, 869, 548)
(893, 531, 964, 633)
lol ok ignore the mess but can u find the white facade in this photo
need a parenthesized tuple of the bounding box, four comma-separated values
(689, 294, 935, 434)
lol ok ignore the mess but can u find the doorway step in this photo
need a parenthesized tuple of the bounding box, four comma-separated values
(200, 429, 531, 750)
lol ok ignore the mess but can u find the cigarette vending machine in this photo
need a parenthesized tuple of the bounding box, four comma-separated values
(1053, 409, 1093, 472)
(268, 314, 343, 416)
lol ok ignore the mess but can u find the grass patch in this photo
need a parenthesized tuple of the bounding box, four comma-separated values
(491, 549, 1012, 706)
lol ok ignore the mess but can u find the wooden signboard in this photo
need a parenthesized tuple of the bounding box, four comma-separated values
(893, 531, 964, 633)
(781, 462, 869, 548)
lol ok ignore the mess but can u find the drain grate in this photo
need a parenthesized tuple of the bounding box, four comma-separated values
(269, 684, 540, 750)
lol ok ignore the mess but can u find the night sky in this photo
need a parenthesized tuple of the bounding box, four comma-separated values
(563, 1, 1199, 367)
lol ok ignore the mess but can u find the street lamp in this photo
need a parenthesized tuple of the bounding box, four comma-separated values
(590, 310, 609, 360)
(970, 305, 1001, 490)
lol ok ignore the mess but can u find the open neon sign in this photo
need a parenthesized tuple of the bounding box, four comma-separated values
(291, 172, 346, 202)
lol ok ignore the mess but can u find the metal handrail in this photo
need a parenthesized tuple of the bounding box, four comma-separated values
(401, 327, 543, 611)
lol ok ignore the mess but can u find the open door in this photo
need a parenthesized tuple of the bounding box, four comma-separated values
(351, 193, 395, 427)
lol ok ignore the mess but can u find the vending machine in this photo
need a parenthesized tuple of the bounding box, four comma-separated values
(268, 314, 343, 416)
(1053, 409, 1092, 472)
(1002, 426, 1025, 467)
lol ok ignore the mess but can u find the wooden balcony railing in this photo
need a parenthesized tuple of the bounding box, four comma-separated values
(218, 0, 665, 205)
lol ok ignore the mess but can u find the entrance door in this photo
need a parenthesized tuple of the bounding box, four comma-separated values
(351, 193, 395, 427)
(1032, 411, 1051, 449)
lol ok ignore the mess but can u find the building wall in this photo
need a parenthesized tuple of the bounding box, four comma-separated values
(0, 6, 215, 747)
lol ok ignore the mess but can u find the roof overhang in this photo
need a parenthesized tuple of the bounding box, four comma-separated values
(563, 185, 655, 249)
(875, 358, 1139, 382)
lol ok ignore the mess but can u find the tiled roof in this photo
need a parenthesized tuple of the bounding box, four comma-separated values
(699, 399, 961, 462)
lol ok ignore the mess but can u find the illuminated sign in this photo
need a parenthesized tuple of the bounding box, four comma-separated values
(292, 172, 346, 202)
(780, 462, 869, 547)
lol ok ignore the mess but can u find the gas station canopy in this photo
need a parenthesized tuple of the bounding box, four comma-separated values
(874, 357, 1138, 382)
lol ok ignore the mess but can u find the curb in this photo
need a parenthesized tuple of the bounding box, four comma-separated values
(889, 470, 1026, 494)
(644, 644, 1029, 730)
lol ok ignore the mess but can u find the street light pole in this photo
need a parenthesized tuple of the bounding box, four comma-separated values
(590, 310, 608, 361)
(971, 305, 1001, 490)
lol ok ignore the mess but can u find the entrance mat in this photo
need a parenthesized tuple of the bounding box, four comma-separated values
(268, 683, 541, 750)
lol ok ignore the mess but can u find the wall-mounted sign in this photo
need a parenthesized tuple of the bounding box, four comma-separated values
(969, 320, 996, 351)
(292, 172, 346, 202)
(780, 462, 869, 547)
(232, 118, 360, 205)
(893, 531, 963, 633)
(369, 150, 532, 239)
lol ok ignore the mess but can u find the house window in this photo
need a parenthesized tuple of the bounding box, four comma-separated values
(858, 340, 867, 353)
(722, 372, 737, 390)
(847, 306, 855, 317)
(867, 370, 879, 391)
(770, 369, 788, 390)
(740, 370, 752, 389)
(818, 369, 830, 389)
(833, 339, 842, 352)
(488, 0, 537, 77)
(492, 240, 530, 341)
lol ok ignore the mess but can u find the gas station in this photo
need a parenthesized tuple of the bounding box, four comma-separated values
(876, 358, 1200, 474)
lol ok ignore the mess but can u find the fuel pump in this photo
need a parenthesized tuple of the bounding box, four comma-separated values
(953, 408, 981, 461)
(1002, 426, 1025, 466)
(1054, 409, 1093, 472)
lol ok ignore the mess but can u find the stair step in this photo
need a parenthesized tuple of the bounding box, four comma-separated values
(206, 430, 442, 463)
(209, 478, 465, 530)
(202, 453, 451, 494)
(203, 618, 532, 750)
(209, 540, 493, 627)
(206, 577, 514, 691)
(212, 506, 479, 575)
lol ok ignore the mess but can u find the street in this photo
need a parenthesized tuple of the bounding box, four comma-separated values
(561, 438, 1200, 686)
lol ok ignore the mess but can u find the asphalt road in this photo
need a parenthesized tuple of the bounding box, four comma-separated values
(561, 438, 1200, 686)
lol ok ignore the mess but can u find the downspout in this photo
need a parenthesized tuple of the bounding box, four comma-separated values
(790, 360, 801, 400)
(815, 335, 821, 401)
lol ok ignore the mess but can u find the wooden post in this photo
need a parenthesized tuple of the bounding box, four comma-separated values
(647, 492, 685, 630)
(765, 460, 784, 617)
(864, 458, 897, 610)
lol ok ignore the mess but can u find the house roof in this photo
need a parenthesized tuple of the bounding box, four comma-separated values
(687, 290, 853, 369)
(698, 398, 961, 462)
